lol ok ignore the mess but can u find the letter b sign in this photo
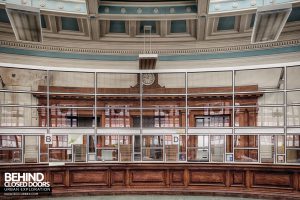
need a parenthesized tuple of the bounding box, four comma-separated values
(45, 133, 52, 144)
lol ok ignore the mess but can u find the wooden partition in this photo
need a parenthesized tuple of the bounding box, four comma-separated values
(0, 164, 300, 199)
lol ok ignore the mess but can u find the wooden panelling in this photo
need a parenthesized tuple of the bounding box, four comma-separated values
(111, 170, 126, 186)
(231, 171, 245, 186)
(170, 170, 185, 186)
(0, 164, 299, 199)
(35, 84, 261, 134)
(189, 170, 225, 185)
(298, 173, 300, 190)
(70, 170, 108, 186)
(252, 172, 293, 189)
(51, 171, 65, 186)
(130, 170, 166, 186)
(0, 172, 4, 187)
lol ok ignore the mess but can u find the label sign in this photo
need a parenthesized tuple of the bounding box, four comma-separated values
(44, 133, 52, 144)
(172, 134, 179, 144)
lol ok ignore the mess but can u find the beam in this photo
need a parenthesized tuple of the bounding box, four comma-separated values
(49, 15, 58, 33)
(160, 20, 167, 37)
(129, 20, 136, 37)
(86, 0, 98, 14)
(239, 15, 248, 33)
(197, 0, 209, 40)
(86, 0, 99, 40)
(89, 17, 99, 40)
(251, 4, 292, 43)
(6, 4, 42, 42)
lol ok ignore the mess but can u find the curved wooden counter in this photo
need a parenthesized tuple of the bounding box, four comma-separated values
(0, 163, 300, 199)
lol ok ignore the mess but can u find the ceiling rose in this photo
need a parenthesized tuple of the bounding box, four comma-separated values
(58, 3, 64, 10)
(40, 0, 46, 7)
(121, 7, 126, 14)
(186, 7, 191, 13)
(170, 7, 175, 14)
(137, 8, 143, 14)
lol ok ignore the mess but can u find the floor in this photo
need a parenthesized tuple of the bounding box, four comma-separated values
(36, 195, 262, 200)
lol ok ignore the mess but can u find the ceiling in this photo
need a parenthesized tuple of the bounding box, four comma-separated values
(0, 0, 299, 58)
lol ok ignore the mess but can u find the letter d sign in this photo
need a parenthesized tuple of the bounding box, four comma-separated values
(45, 133, 52, 144)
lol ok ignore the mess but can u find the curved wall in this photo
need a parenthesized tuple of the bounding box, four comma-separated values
(0, 49, 300, 70)
(0, 62, 300, 199)
(0, 61, 300, 165)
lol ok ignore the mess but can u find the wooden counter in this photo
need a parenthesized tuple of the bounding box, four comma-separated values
(0, 163, 300, 199)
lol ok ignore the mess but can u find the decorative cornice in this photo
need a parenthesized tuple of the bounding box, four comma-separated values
(98, 5, 197, 15)
(1, 39, 300, 56)
(100, 1, 196, 6)
(209, 0, 298, 14)
(0, 0, 87, 14)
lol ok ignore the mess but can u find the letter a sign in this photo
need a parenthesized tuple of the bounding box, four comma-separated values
(45, 133, 53, 144)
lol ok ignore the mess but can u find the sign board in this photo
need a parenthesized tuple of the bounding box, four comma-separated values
(44, 133, 52, 144)
(172, 134, 179, 144)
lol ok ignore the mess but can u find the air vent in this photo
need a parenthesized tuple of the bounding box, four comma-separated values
(6, 4, 42, 43)
(251, 4, 292, 44)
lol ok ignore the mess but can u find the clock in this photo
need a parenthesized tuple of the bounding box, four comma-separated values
(141, 73, 155, 86)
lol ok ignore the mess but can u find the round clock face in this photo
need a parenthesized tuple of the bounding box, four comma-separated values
(142, 73, 155, 86)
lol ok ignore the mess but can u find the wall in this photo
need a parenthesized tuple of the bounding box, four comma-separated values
(0, 51, 300, 70)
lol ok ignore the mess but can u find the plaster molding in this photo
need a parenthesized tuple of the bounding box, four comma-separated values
(1, 39, 299, 55)
(98, 5, 197, 15)
(0, 0, 87, 14)
(209, 0, 299, 13)
(100, 1, 196, 7)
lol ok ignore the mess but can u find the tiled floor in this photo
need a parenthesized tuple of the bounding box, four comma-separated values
(37, 195, 262, 200)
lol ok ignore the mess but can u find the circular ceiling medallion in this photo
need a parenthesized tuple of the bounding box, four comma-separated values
(186, 7, 192, 13)
(142, 73, 155, 86)
(250, 0, 256, 6)
(121, 7, 126, 14)
(214, 5, 220, 10)
(170, 8, 175, 14)
(153, 8, 159, 14)
(40, 0, 46, 7)
(58, 4, 64, 10)
(137, 8, 143, 14)
(104, 7, 109, 13)
(22, 0, 27, 4)
(76, 6, 81, 11)
(232, 2, 238, 8)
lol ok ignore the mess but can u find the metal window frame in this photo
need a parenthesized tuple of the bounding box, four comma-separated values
(0, 62, 300, 164)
